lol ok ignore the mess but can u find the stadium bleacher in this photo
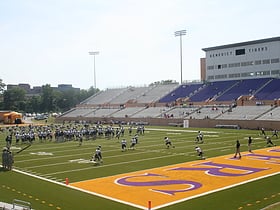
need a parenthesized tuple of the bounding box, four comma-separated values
(109, 86, 150, 104)
(159, 83, 203, 103)
(59, 78, 280, 123)
(216, 105, 272, 120)
(254, 78, 280, 100)
(82, 88, 127, 105)
(135, 83, 178, 103)
(110, 107, 145, 118)
(216, 78, 271, 101)
(61, 107, 96, 118)
(188, 80, 238, 102)
(256, 106, 280, 120)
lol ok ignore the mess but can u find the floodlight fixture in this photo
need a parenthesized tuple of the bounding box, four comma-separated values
(174, 30, 186, 84)
(89, 51, 100, 89)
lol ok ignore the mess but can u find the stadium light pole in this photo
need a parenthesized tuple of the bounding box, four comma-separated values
(175, 30, 186, 84)
(89, 51, 99, 89)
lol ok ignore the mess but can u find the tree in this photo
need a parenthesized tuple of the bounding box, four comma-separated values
(40, 84, 56, 112)
(25, 95, 41, 113)
(3, 87, 26, 111)
(1, 83, 100, 113)
(0, 79, 5, 94)
(78, 86, 98, 102)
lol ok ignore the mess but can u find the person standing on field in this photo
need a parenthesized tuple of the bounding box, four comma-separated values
(234, 140, 241, 159)
(248, 136, 253, 153)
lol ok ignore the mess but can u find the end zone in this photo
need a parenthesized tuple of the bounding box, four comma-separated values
(70, 147, 280, 209)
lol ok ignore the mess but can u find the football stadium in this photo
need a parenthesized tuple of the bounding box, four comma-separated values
(1, 37, 280, 210)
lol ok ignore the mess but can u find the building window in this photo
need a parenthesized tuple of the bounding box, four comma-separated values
(229, 73, 240, 78)
(241, 61, 254, 66)
(221, 64, 227, 68)
(256, 71, 270, 76)
(235, 48, 245, 55)
(241, 72, 255, 77)
(207, 65, 214, 70)
(271, 58, 280, 63)
(255, 60, 262, 65)
(271, 70, 280, 75)
(229, 63, 241, 68)
(262, 59, 270, 64)
(215, 74, 227, 79)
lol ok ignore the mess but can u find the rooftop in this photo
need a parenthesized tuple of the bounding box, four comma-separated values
(202, 36, 280, 52)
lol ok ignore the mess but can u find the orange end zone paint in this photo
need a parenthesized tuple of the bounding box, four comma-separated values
(70, 147, 280, 209)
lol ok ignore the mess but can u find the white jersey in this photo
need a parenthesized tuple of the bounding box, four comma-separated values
(195, 147, 202, 153)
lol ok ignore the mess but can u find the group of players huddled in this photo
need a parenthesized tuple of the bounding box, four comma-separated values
(1, 123, 145, 145)
(0, 123, 146, 167)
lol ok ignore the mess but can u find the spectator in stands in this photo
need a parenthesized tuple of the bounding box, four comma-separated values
(233, 140, 241, 159)
(248, 136, 253, 153)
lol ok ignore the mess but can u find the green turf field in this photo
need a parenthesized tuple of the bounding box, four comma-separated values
(0, 124, 279, 210)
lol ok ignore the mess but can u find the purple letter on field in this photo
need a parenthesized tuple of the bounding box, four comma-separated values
(169, 162, 267, 177)
(244, 153, 280, 160)
(115, 173, 202, 195)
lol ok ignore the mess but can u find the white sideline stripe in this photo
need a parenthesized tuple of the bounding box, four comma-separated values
(12, 168, 66, 186)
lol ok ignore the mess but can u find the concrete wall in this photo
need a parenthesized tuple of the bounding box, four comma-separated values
(55, 116, 280, 130)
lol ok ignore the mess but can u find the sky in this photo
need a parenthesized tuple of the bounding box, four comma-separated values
(0, 0, 280, 90)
